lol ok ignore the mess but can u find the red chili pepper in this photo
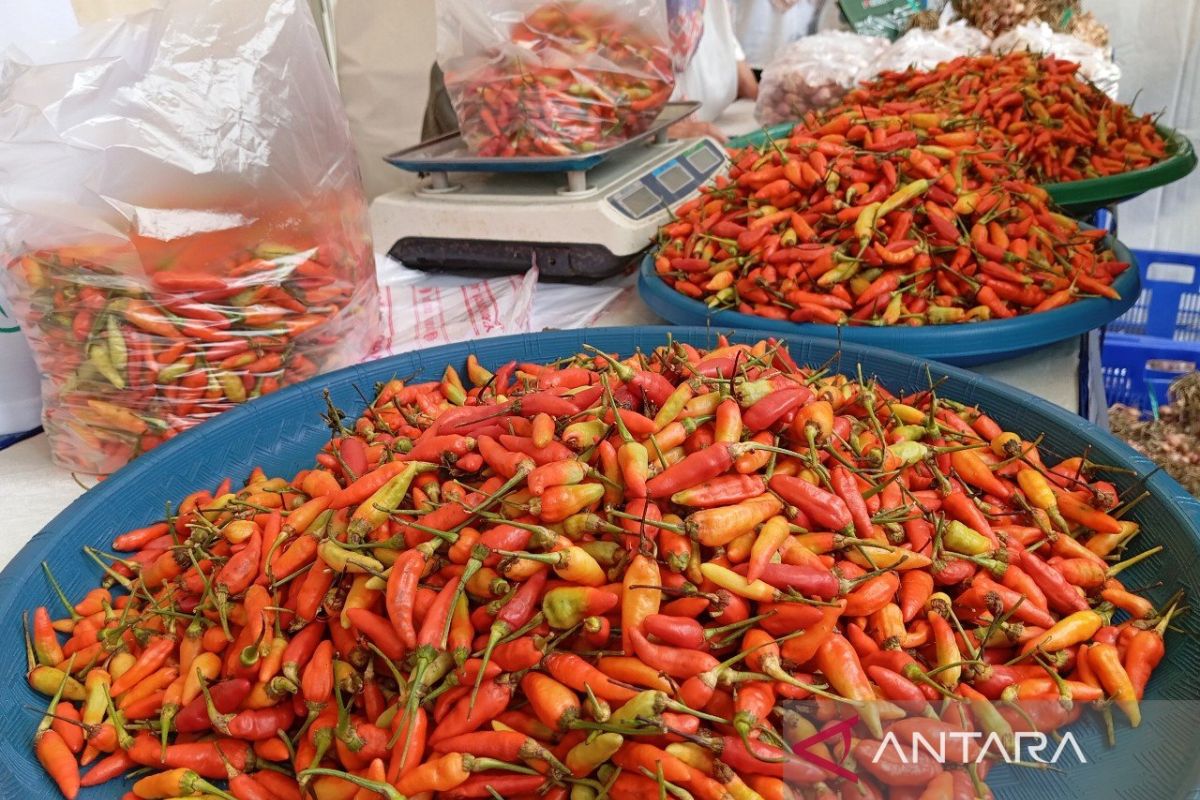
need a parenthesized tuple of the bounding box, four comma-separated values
(646, 443, 738, 498)
(768, 474, 853, 531)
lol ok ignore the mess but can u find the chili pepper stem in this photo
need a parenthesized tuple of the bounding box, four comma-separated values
(1107, 545, 1163, 579)
(82, 546, 133, 590)
(1153, 592, 1186, 634)
(101, 683, 133, 750)
(468, 467, 533, 518)
(395, 644, 438, 755)
(21, 612, 34, 673)
(41, 562, 81, 621)
(467, 621, 511, 717)
(604, 507, 685, 533)
(1100, 703, 1117, 747)
(36, 654, 73, 734)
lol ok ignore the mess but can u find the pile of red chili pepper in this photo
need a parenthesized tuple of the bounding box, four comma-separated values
(654, 104, 1131, 324)
(842, 52, 1168, 184)
(5, 240, 377, 474)
(25, 336, 1179, 800)
(443, 2, 674, 157)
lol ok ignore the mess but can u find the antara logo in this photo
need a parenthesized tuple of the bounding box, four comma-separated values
(872, 730, 1088, 766)
(789, 715, 860, 782)
(790, 715, 1089, 784)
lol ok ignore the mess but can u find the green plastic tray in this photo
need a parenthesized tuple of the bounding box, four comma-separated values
(727, 123, 1197, 216)
(1044, 126, 1197, 215)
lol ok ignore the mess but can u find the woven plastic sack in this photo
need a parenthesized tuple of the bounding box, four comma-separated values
(437, 0, 674, 157)
(754, 31, 889, 125)
(0, 0, 380, 474)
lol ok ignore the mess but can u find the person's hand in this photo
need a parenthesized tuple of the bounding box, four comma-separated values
(736, 61, 759, 101)
(668, 120, 729, 142)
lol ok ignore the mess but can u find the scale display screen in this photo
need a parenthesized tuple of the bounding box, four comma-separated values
(687, 146, 722, 173)
(620, 185, 661, 218)
(657, 163, 692, 194)
(608, 139, 727, 221)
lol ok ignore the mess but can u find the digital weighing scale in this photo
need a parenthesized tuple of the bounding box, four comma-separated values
(370, 102, 727, 280)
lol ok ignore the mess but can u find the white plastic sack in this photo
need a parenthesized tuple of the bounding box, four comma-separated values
(372, 256, 624, 356)
(373, 260, 538, 356)
(868, 20, 990, 75)
(991, 21, 1120, 99)
(754, 31, 889, 125)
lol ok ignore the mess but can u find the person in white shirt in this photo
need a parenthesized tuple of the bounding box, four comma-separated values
(668, 0, 759, 141)
(731, 0, 821, 72)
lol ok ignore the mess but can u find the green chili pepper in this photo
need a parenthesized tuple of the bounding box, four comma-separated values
(88, 343, 125, 388)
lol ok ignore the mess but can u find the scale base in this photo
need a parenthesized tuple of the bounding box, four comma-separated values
(390, 238, 639, 281)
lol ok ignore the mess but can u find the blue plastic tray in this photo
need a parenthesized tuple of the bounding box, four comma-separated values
(638, 243, 1141, 366)
(2, 328, 1199, 798)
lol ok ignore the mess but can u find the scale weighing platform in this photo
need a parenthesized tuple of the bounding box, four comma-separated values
(370, 102, 726, 280)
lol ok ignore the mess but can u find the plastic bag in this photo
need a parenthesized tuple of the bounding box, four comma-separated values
(754, 31, 888, 125)
(372, 254, 625, 355)
(0, 0, 381, 474)
(991, 21, 1119, 98)
(373, 259, 539, 356)
(437, 0, 674, 157)
(868, 20, 990, 75)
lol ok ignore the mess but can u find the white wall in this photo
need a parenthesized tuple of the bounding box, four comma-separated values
(1083, 1, 1198, 252)
(333, 0, 437, 199)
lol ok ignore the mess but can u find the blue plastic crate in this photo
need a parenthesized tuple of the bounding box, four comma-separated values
(1103, 248, 1200, 412)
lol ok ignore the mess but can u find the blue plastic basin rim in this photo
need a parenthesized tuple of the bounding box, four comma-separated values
(637, 241, 1140, 366)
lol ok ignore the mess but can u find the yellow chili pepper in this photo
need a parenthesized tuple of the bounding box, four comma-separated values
(216, 370, 246, 403)
(88, 343, 125, 388)
(699, 562, 775, 603)
(566, 732, 622, 777)
(878, 178, 933, 218)
(1020, 609, 1104, 656)
(317, 540, 384, 575)
(653, 382, 695, 431)
(854, 202, 881, 249)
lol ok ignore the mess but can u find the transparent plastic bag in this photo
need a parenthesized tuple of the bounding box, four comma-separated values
(437, 0, 674, 157)
(754, 31, 889, 125)
(868, 20, 990, 75)
(0, 0, 381, 474)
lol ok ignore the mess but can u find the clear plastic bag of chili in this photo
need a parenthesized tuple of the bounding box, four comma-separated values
(754, 31, 889, 126)
(437, 0, 675, 157)
(0, 0, 381, 474)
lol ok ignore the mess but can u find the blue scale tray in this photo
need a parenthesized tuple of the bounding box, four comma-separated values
(1, 327, 1198, 798)
(638, 240, 1140, 366)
